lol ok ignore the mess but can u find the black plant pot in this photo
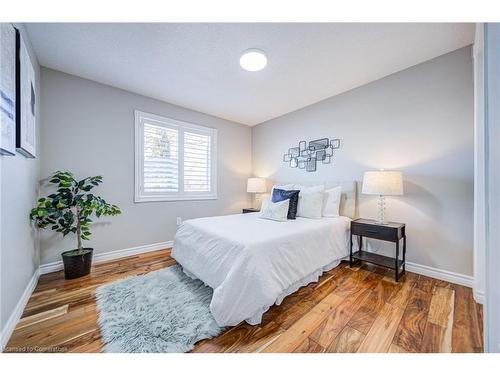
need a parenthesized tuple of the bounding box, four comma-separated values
(61, 248, 93, 279)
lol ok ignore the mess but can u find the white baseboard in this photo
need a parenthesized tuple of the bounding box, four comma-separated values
(1, 241, 173, 351)
(473, 289, 485, 304)
(38, 242, 480, 294)
(39, 240, 173, 275)
(0, 240, 484, 351)
(0, 268, 40, 352)
(406, 261, 474, 288)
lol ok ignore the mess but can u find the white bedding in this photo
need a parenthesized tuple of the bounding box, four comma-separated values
(171, 212, 351, 327)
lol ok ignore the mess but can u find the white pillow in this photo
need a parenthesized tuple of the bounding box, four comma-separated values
(296, 185, 325, 219)
(323, 186, 342, 217)
(259, 198, 290, 222)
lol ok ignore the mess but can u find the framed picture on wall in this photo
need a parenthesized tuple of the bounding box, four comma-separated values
(16, 28, 36, 158)
(0, 23, 17, 156)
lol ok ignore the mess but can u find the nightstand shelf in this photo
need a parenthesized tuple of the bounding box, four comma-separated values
(351, 250, 404, 270)
(350, 218, 406, 282)
(242, 208, 260, 214)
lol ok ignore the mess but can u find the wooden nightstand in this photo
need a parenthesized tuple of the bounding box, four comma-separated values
(350, 218, 406, 282)
(242, 208, 260, 214)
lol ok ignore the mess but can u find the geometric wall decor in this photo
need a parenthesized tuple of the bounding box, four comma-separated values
(283, 138, 341, 172)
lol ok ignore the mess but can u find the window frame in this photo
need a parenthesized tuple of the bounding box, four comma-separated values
(134, 110, 218, 203)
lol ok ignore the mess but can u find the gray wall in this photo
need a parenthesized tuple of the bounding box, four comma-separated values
(252, 47, 474, 276)
(0, 24, 41, 336)
(39, 68, 252, 264)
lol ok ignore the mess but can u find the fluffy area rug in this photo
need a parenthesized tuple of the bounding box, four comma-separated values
(95, 265, 222, 353)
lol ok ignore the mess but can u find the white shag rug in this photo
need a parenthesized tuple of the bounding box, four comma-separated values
(95, 265, 222, 353)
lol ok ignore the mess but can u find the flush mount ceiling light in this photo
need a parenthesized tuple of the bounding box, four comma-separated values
(239, 49, 267, 72)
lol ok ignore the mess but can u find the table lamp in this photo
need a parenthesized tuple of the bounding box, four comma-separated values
(362, 170, 403, 224)
(247, 177, 267, 208)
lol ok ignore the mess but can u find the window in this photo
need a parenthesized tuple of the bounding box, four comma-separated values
(135, 110, 217, 202)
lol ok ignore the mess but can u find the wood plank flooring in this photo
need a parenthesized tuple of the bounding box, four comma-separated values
(5, 249, 483, 353)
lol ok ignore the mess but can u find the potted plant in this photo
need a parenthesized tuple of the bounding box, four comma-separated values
(30, 171, 121, 279)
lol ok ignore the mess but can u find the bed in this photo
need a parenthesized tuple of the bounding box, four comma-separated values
(171, 181, 357, 327)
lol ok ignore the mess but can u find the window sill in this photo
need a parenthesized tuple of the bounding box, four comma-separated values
(134, 195, 218, 203)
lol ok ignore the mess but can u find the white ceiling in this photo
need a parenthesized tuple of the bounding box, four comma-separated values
(26, 23, 474, 126)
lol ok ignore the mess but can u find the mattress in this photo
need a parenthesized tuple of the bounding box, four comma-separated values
(171, 212, 351, 326)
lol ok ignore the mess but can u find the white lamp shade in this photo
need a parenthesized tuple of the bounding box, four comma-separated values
(362, 171, 404, 196)
(247, 177, 267, 193)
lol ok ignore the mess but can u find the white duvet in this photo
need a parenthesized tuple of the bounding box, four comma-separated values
(171, 212, 351, 327)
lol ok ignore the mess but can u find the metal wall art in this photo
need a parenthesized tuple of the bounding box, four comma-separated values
(283, 138, 341, 172)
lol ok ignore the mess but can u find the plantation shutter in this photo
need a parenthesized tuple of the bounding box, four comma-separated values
(135, 110, 217, 202)
(143, 123, 179, 193)
(184, 131, 211, 192)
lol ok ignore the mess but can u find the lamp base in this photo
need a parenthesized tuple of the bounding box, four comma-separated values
(377, 195, 387, 224)
(252, 193, 263, 209)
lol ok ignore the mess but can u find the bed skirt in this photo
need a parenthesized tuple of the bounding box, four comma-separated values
(181, 258, 342, 326)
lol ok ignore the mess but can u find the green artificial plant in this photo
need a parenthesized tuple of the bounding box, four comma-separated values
(30, 171, 121, 255)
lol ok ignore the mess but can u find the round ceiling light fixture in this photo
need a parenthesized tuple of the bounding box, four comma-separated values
(239, 49, 267, 72)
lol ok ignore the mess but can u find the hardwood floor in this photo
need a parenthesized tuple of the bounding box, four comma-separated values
(5, 249, 484, 353)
